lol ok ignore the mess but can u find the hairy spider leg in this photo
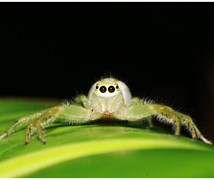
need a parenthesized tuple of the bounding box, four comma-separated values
(175, 111, 212, 144)
(25, 106, 62, 144)
(124, 103, 212, 144)
(128, 97, 154, 127)
(0, 95, 99, 144)
(0, 111, 46, 140)
(25, 104, 100, 144)
(74, 95, 90, 108)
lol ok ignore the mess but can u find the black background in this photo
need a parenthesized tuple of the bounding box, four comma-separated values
(1, 2, 214, 141)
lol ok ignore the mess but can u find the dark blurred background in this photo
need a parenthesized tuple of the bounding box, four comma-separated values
(0, 2, 214, 141)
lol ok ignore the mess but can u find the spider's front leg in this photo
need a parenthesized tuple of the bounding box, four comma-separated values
(0, 111, 46, 140)
(25, 106, 62, 144)
(124, 103, 212, 144)
(129, 97, 153, 127)
(25, 102, 100, 144)
(0, 95, 99, 144)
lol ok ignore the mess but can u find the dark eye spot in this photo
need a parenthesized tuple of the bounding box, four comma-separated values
(96, 85, 99, 89)
(100, 86, 107, 93)
(108, 86, 115, 93)
(116, 85, 119, 89)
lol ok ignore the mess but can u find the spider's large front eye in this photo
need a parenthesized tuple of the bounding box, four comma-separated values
(108, 86, 115, 93)
(100, 86, 107, 93)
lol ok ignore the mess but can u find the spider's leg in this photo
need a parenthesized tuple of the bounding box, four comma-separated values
(25, 106, 62, 144)
(129, 97, 141, 106)
(175, 111, 212, 145)
(0, 111, 46, 140)
(124, 103, 212, 144)
(25, 124, 35, 144)
(58, 104, 100, 125)
(74, 95, 90, 108)
(146, 116, 154, 128)
(152, 104, 181, 136)
(128, 97, 153, 127)
(25, 104, 100, 144)
(126, 104, 181, 135)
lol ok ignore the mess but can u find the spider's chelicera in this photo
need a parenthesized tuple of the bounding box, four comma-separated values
(0, 77, 212, 145)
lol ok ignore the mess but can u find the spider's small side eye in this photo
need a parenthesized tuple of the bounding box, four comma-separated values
(116, 85, 119, 89)
(108, 86, 115, 93)
(96, 85, 99, 89)
(100, 86, 107, 93)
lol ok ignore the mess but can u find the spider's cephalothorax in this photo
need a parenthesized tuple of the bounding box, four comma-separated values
(0, 77, 212, 145)
(88, 78, 132, 118)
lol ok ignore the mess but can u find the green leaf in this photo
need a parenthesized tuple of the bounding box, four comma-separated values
(0, 99, 214, 178)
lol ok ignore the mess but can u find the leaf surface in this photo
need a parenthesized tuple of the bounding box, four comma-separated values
(0, 99, 214, 177)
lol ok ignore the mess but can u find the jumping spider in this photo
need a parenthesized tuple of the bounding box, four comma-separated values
(0, 77, 212, 145)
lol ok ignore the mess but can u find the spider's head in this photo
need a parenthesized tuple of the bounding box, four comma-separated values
(94, 78, 120, 98)
(88, 77, 132, 105)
